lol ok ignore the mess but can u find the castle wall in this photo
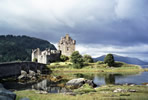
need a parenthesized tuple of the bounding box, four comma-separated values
(32, 48, 61, 64)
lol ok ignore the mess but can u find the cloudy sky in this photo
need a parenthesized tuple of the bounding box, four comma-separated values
(0, 0, 148, 61)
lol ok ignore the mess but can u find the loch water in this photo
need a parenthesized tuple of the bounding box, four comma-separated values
(92, 65, 148, 85)
(93, 71, 148, 85)
(2, 68, 148, 93)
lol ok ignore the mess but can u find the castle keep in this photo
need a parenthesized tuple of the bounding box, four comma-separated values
(32, 34, 76, 64)
(58, 34, 76, 56)
(32, 48, 61, 64)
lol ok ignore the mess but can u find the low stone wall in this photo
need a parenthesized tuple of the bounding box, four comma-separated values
(0, 62, 46, 78)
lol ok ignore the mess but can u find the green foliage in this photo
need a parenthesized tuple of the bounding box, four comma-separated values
(33, 58, 38, 62)
(104, 54, 115, 67)
(60, 55, 69, 62)
(0, 35, 56, 62)
(74, 84, 96, 94)
(96, 61, 104, 65)
(70, 51, 83, 69)
(83, 54, 94, 63)
(72, 63, 83, 69)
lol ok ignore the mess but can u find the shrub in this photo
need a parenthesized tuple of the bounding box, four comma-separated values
(96, 61, 104, 65)
(74, 84, 96, 94)
(60, 55, 69, 62)
(33, 58, 38, 62)
(72, 63, 83, 69)
(104, 54, 114, 67)
(83, 54, 94, 63)
(70, 51, 83, 69)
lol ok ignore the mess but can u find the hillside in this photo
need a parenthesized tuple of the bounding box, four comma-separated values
(94, 54, 148, 65)
(0, 35, 56, 62)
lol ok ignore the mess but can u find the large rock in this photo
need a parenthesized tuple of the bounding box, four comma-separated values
(27, 70, 36, 80)
(18, 74, 26, 80)
(66, 78, 85, 88)
(21, 70, 27, 75)
(18, 70, 27, 80)
(66, 78, 97, 88)
(0, 83, 16, 100)
(28, 70, 36, 77)
(32, 80, 49, 91)
(36, 70, 41, 76)
(113, 88, 125, 93)
(18, 70, 37, 80)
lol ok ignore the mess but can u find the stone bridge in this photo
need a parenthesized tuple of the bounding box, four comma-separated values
(0, 62, 49, 78)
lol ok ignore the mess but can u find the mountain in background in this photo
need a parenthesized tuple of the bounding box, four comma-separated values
(0, 35, 56, 62)
(94, 54, 148, 65)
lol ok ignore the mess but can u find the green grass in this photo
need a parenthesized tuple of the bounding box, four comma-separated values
(15, 85, 148, 100)
(47, 61, 144, 73)
(95, 85, 148, 100)
(73, 84, 96, 94)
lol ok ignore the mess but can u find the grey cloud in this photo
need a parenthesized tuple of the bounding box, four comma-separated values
(0, 0, 148, 46)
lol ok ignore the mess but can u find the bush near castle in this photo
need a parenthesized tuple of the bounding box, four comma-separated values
(83, 54, 94, 63)
(70, 51, 84, 69)
(60, 55, 69, 62)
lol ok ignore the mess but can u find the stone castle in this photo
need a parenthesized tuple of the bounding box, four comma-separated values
(58, 34, 76, 56)
(32, 34, 76, 64)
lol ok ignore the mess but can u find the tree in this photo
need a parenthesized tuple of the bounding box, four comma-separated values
(83, 54, 94, 63)
(104, 54, 114, 67)
(70, 51, 83, 69)
(0, 35, 56, 62)
(60, 55, 69, 62)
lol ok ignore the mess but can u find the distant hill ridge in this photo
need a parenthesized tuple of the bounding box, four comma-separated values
(94, 54, 148, 65)
(0, 35, 56, 62)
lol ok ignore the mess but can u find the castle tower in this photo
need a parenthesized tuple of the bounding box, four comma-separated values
(58, 34, 76, 56)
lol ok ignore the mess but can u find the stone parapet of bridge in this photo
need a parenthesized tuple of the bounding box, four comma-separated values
(0, 61, 47, 78)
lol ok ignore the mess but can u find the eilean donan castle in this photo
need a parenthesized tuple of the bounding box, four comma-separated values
(32, 34, 76, 64)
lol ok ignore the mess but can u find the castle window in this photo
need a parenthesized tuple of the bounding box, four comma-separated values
(67, 47, 69, 51)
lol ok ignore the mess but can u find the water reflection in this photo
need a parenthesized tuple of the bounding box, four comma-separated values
(32, 79, 70, 93)
(74, 73, 94, 79)
(2, 79, 70, 93)
(93, 72, 148, 85)
(104, 74, 115, 84)
(74, 73, 117, 85)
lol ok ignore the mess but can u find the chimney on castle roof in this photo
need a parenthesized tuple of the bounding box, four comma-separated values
(66, 34, 69, 40)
